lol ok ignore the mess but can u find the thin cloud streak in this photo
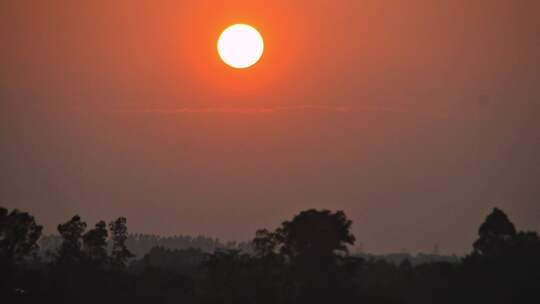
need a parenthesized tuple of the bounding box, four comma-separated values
(114, 105, 350, 114)
(113, 105, 454, 118)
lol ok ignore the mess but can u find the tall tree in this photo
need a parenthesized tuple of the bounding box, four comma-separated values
(0, 207, 43, 265)
(82, 221, 109, 266)
(109, 217, 134, 268)
(254, 209, 356, 303)
(473, 208, 517, 257)
(56, 215, 86, 265)
(277, 209, 355, 265)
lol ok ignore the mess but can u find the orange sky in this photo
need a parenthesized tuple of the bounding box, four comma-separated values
(1, 0, 539, 254)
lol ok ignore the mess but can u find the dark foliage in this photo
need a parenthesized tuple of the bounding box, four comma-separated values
(109, 217, 134, 269)
(0, 207, 42, 265)
(56, 215, 87, 266)
(83, 221, 109, 267)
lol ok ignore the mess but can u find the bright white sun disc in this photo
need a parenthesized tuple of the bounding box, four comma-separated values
(218, 24, 264, 69)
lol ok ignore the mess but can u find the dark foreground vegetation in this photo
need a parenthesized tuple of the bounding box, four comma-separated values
(1, 206, 539, 304)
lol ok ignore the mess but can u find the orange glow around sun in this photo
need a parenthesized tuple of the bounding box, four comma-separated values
(171, 2, 308, 99)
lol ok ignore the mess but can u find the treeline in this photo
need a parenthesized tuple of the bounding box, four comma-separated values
(39, 233, 251, 258)
(1, 206, 539, 304)
(40, 232, 458, 264)
(357, 251, 460, 266)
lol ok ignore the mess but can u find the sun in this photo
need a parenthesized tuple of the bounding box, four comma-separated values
(217, 24, 264, 69)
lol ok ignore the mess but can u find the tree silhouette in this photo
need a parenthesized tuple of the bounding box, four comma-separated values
(254, 209, 355, 267)
(278, 209, 355, 265)
(109, 217, 134, 269)
(56, 215, 86, 265)
(2, 206, 540, 304)
(253, 209, 356, 303)
(82, 220, 108, 267)
(473, 208, 517, 257)
(0, 207, 42, 265)
(465, 208, 540, 304)
(253, 228, 279, 258)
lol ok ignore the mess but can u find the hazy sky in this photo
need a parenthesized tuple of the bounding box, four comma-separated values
(1, 0, 539, 254)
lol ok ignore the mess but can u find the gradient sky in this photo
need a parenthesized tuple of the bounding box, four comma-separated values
(1, 0, 539, 254)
